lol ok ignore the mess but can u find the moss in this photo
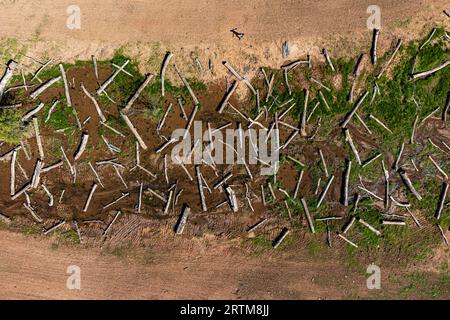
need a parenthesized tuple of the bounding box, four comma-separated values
(0, 108, 32, 144)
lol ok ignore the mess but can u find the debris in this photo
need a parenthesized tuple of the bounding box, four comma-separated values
(225, 185, 238, 212)
(175, 204, 191, 234)
(319, 148, 329, 178)
(369, 114, 393, 134)
(81, 83, 107, 122)
(398, 168, 422, 201)
(435, 182, 448, 220)
(322, 49, 335, 72)
(41, 184, 54, 207)
(300, 89, 309, 137)
(0, 60, 18, 100)
(358, 218, 381, 236)
(173, 64, 200, 105)
(370, 29, 380, 65)
(121, 112, 148, 150)
(342, 159, 352, 206)
(74, 132, 89, 161)
(419, 28, 437, 50)
(195, 165, 207, 212)
(344, 129, 361, 165)
(103, 192, 129, 209)
(341, 91, 369, 128)
(428, 155, 448, 179)
(45, 100, 60, 123)
(30, 76, 61, 100)
(97, 60, 130, 95)
(300, 198, 315, 233)
(59, 64, 72, 107)
(317, 175, 335, 208)
(411, 59, 450, 80)
(123, 73, 154, 113)
(376, 39, 402, 79)
(337, 232, 358, 248)
(293, 170, 304, 199)
(83, 183, 98, 212)
(217, 80, 238, 113)
(23, 203, 43, 223)
(22, 102, 45, 122)
(102, 211, 121, 238)
(272, 228, 290, 248)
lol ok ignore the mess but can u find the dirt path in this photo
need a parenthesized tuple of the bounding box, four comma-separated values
(0, 230, 371, 300)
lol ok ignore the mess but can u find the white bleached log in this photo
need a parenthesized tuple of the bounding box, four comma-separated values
(217, 80, 238, 113)
(83, 183, 98, 212)
(175, 205, 191, 234)
(358, 218, 381, 236)
(32, 117, 45, 160)
(10, 149, 17, 196)
(225, 185, 238, 212)
(103, 211, 121, 237)
(293, 170, 304, 199)
(371, 29, 380, 65)
(435, 182, 448, 220)
(41, 184, 54, 206)
(24, 203, 43, 223)
(74, 132, 89, 161)
(81, 83, 106, 123)
(342, 160, 352, 206)
(160, 52, 173, 97)
(59, 64, 72, 107)
(341, 91, 369, 128)
(22, 103, 45, 122)
(376, 39, 402, 79)
(300, 198, 315, 233)
(173, 64, 199, 105)
(120, 112, 148, 150)
(103, 193, 129, 209)
(222, 61, 256, 95)
(183, 105, 198, 139)
(411, 59, 450, 80)
(428, 155, 448, 179)
(398, 168, 422, 201)
(123, 74, 154, 113)
(0, 60, 18, 100)
(322, 49, 335, 72)
(30, 76, 61, 100)
(31, 160, 43, 189)
(273, 228, 290, 249)
(45, 100, 60, 123)
(97, 60, 130, 95)
(337, 233, 358, 248)
(319, 148, 329, 178)
(344, 129, 361, 165)
(41, 160, 63, 173)
(195, 165, 207, 212)
(317, 175, 335, 208)
(157, 103, 172, 132)
(300, 89, 309, 137)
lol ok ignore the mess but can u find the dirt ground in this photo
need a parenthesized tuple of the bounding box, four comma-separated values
(0, 0, 449, 300)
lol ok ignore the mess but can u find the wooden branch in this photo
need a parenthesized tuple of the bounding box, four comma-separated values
(183, 105, 198, 139)
(0, 60, 18, 100)
(311, 77, 331, 92)
(103, 193, 129, 209)
(41, 160, 63, 173)
(160, 52, 173, 97)
(175, 204, 190, 234)
(398, 168, 422, 201)
(217, 80, 238, 113)
(30, 76, 61, 100)
(103, 211, 121, 237)
(81, 83, 106, 123)
(173, 64, 199, 105)
(300, 198, 315, 233)
(410, 115, 419, 144)
(341, 91, 369, 128)
(123, 74, 154, 113)
(24, 203, 43, 223)
(120, 112, 148, 150)
(344, 129, 361, 165)
(376, 39, 402, 79)
(319, 148, 329, 178)
(22, 102, 45, 122)
(247, 218, 267, 233)
(97, 60, 129, 95)
(338, 232, 358, 247)
(369, 114, 393, 133)
(74, 132, 89, 161)
(317, 175, 335, 208)
(59, 64, 72, 107)
(370, 29, 380, 65)
(358, 218, 381, 235)
(322, 49, 335, 72)
(223, 61, 256, 95)
(343, 216, 356, 234)
(272, 228, 290, 248)
(419, 28, 437, 50)
(300, 89, 309, 137)
(195, 165, 207, 212)
(443, 91, 449, 123)
(411, 59, 450, 80)
(428, 155, 448, 179)
(394, 142, 405, 171)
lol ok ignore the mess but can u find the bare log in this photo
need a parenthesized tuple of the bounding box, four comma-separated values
(225, 185, 238, 212)
(74, 132, 89, 161)
(183, 105, 198, 139)
(173, 64, 199, 105)
(370, 29, 380, 65)
(341, 91, 369, 128)
(272, 228, 290, 248)
(322, 49, 335, 72)
(293, 170, 304, 199)
(195, 165, 207, 212)
(411, 59, 450, 80)
(435, 182, 448, 220)
(419, 28, 437, 50)
(83, 183, 98, 212)
(369, 114, 393, 134)
(22, 102, 45, 122)
(10, 149, 17, 196)
(103, 211, 122, 237)
(344, 129, 361, 165)
(300, 198, 315, 233)
(24, 203, 43, 223)
(81, 83, 106, 122)
(121, 112, 148, 150)
(175, 204, 191, 234)
(97, 60, 129, 95)
(59, 64, 72, 107)
(217, 80, 238, 113)
(342, 159, 352, 206)
(300, 89, 309, 137)
(358, 218, 381, 236)
(123, 74, 154, 113)
(0, 60, 18, 100)
(398, 168, 422, 201)
(317, 175, 335, 208)
(30, 76, 61, 100)
(376, 39, 402, 79)
(103, 192, 130, 209)
(160, 52, 173, 97)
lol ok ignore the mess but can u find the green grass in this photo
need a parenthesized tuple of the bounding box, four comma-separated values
(0, 108, 32, 144)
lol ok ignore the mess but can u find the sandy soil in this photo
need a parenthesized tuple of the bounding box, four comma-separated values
(0, 229, 368, 300)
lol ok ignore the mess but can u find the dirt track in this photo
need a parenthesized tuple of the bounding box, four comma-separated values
(0, 230, 370, 300)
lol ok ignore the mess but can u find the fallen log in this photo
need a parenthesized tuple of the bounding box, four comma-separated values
(74, 132, 89, 161)
(0, 60, 18, 100)
(376, 39, 402, 79)
(317, 175, 335, 208)
(300, 89, 309, 137)
(398, 168, 422, 201)
(9, 149, 17, 196)
(322, 49, 335, 72)
(123, 74, 154, 113)
(195, 165, 207, 212)
(175, 204, 191, 234)
(59, 64, 72, 107)
(344, 129, 361, 165)
(217, 80, 238, 113)
(272, 228, 290, 248)
(102, 211, 121, 238)
(120, 112, 148, 150)
(42, 184, 54, 207)
(81, 83, 106, 122)
(342, 159, 352, 206)
(30, 76, 61, 100)
(97, 60, 130, 95)
(369, 114, 393, 134)
(411, 59, 450, 80)
(22, 102, 45, 122)
(435, 182, 448, 220)
(341, 91, 369, 128)
(300, 198, 315, 233)
(225, 185, 238, 212)
(173, 64, 199, 105)
(83, 183, 98, 212)
(370, 29, 380, 65)
(160, 52, 173, 97)
(24, 203, 43, 223)
(358, 218, 381, 236)
(103, 193, 129, 209)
